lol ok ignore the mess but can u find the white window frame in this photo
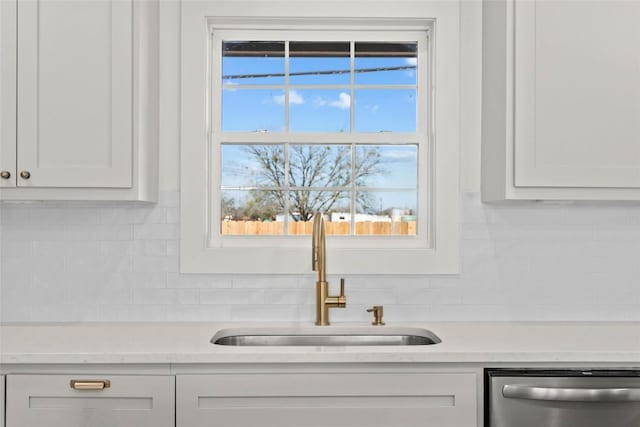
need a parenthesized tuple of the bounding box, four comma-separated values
(181, 0, 460, 275)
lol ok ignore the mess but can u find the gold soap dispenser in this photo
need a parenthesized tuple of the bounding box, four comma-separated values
(367, 306, 385, 326)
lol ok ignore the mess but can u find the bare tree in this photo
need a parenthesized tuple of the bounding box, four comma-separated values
(240, 145, 384, 221)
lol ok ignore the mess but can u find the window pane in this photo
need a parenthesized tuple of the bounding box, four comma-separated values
(221, 190, 285, 235)
(221, 144, 285, 188)
(216, 39, 424, 241)
(290, 41, 350, 85)
(356, 145, 417, 188)
(354, 89, 416, 132)
(222, 89, 285, 132)
(355, 191, 417, 236)
(289, 145, 351, 188)
(288, 191, 351, 235)
(222, 41, 285, 85)
(355, 42, 417, 85)
(289, 89, 351, 132)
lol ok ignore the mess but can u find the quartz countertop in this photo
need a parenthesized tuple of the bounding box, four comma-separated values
(1, 322, 639, 365)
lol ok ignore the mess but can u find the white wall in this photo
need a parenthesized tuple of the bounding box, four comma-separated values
(2, 191, 640, 321)
(1, 0, 639, 322)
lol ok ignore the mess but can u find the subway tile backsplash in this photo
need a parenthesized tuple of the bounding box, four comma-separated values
(1, 192, 639, 322)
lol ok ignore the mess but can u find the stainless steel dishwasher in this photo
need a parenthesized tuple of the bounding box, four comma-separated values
(486, 369, 640, 427)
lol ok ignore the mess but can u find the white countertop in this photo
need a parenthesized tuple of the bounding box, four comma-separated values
(1, 322, 639, 365)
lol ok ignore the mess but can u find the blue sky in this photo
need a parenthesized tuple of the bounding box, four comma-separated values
(221, 55, 417, 132)
(219, 49, 418, 215)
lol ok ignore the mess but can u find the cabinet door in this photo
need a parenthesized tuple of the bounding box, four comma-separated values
(514, 0, 640, 188)
(0, 0, 16, 188)
(177, 372, 477, 427)
(17, 0, 133, 188)
(1, 376, 5, 427)
(6, 375, 174, 427)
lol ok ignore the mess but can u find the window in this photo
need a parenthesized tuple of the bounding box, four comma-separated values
(216, 37, 422, 238)
(181, 4, 460, 275)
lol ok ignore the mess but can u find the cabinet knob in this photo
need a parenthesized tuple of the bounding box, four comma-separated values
(20, 170, 31, 179)
(0, 170, 10, 179)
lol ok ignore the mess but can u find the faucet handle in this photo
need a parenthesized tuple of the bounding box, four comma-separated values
(333, 278, 346, 307)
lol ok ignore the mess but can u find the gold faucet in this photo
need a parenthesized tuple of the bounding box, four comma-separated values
(312, 212, 346, 326)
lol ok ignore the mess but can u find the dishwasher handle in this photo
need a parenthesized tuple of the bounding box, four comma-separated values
(503, 384, 640, 402)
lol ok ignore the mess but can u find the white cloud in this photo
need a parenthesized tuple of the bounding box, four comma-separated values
(328, 92, 351, 110)
(404, 58, 417, 79)
(384, 148, 417, 162)
(289, 90, 304, 105)
(273, 90, 305, 105)
(313, 97, 328, 107)
(313, 92, 351, 110)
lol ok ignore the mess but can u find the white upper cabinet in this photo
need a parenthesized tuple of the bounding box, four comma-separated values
(18, 0, 133, 188)
(482, 0, 640, 200)
(0, 0, 158, 201)
(0, 0, 17, 189)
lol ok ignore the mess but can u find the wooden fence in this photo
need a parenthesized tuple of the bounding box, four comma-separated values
(221, 221, 416, 236)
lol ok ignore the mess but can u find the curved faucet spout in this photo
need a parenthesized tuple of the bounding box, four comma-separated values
(312, 213, 326, 283)
(311, 212, 345, 326)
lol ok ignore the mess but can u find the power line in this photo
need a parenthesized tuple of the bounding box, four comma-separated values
(222, 65, 416, 80)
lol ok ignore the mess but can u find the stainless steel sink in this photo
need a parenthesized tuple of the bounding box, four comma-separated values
(212, 327, 441, 346)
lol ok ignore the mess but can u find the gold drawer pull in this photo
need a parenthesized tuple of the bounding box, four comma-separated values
(70, 380, 111, 390)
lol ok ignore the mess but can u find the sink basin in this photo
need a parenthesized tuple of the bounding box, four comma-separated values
(211, 327, 441, 346)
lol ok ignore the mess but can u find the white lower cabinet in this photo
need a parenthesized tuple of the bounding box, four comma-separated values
(1, 375, 5, 427)
(177, 372, 477, 427)
(5, 375, 174, 427)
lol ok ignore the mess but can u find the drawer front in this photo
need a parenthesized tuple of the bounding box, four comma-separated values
(6, 375, 174, 427)
(177, 372, 477, 427)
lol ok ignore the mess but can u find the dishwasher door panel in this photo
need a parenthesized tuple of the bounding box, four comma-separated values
(489, 375, 640, 427)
